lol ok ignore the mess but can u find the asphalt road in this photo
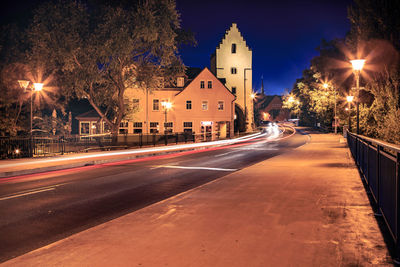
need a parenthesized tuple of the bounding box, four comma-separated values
(0, 130, 308, 262)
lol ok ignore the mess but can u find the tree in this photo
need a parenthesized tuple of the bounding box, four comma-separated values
(27, 0, 190, 137)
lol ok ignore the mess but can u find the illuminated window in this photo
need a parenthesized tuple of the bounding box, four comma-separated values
(153, 99, 159, 111)
(208, 81, 212, 88)
(81, 122, 89, 134)
(202, 101, 208, 110)
(218, 101, 224, 110)
(200, 81, 205, 89)
(186, 100, 192, 110)
(177, 77, 184, 87)
(231, 43, 236, 54)
(231, 67, 237, 74)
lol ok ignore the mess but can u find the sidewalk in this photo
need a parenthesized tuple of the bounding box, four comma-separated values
(1, 132, 392, 266)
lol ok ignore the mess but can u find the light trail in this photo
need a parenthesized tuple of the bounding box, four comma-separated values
(154, 165, 238, 172)
(2, 132, 264, 169)
(0, 126, 296, 182)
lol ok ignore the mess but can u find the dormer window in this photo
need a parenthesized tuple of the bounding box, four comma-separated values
(231, 43, 236, 54)
(177, 77, 184, 87)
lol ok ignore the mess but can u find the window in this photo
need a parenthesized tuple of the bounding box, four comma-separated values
(133, 122, 142, 134)
(200, 81, 205, 89)
(231, 43, 236, 53)
(232, 87, 237, 95)
(119, 121, 128, 134)
(202, 101, 208, 110)
(177, 77, 184, 87)
(120, 121, 128, 128)
(183, 122, 193, 133)
(153, 99, 159, 111)
(207, 81, 212, 89)
(231, 67, 237, 74)
(132, 99, 139, 110)
(124, 98, 130, 110)
(150, 122, 159, 133)
(81, 122, 89, 134)
(164, 122, 173, 133)
(218, 101, 224, 110)
(186, 100, 192, 110)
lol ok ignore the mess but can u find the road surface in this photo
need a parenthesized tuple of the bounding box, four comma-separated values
(0, 128, 307, 262)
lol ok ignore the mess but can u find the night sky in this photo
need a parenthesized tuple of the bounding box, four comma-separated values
(2, 0, 353, 95)
(176, 0, 353, 95)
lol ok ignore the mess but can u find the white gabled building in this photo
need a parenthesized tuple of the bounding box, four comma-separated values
(210, 23, 254, 132)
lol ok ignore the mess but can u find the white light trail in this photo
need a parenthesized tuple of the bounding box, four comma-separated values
(154, 165, 238, 172)
(2, 132, 266, 168)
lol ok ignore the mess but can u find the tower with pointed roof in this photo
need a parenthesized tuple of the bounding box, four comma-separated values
(210, 23, 253, 132)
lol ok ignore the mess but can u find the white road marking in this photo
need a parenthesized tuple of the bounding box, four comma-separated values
(154, 165, 238, 172)
(0, 187, 55, 201)
(0, 182, 70, 201)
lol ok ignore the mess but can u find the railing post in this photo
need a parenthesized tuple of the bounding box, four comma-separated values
(375, 145, 382, 216)
(396, 152, 400, 262)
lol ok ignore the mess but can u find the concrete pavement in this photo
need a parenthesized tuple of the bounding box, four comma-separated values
(1, 131, 393, 266)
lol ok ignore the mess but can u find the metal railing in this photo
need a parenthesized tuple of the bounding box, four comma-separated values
(0, 132, 200, 159)
(347, 131, 400, 255)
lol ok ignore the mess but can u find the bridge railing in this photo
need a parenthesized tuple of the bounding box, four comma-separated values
(347, 131, 400, 255)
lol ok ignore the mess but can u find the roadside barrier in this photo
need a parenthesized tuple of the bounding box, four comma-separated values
(347, 131, 400, 259)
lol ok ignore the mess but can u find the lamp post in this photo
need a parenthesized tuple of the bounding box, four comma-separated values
(244, 68, 252, 132)
(350, 59, 365, 135)
(250, 92, 256, 127)
(18, 80, 43, 156)
(347, 95, 354, 132)
(323, 83, 337, 134)
(161, 101, 172, 134)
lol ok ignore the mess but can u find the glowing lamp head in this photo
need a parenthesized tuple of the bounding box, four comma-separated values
(323, 83, 329, 89)
(15, 149, 20, 154)
(347, 95, 354, 103)
(33, 83, 44, 91)
(162, 101, 172, 109)
(250, 93, 256, 99)
(350, 59, 365, 71)
(288, 96, 294, 103)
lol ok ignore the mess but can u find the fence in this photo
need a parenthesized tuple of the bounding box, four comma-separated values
(347, 131, 400, 255)
(0, 132, 198, 159)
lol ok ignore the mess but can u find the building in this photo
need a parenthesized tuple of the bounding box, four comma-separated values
(210, 23, 254, 132)
(75, 109, 108, 136)
(120, 67, 236, 140)
(255, 95, 290, 123)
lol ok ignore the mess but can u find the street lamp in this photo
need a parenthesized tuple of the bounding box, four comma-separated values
(161, 101, 172, 134)
(323, 82, 338, 134)
(18, 80, 43, 136)
(350, 59, 365, 134)
(18, 80, 43, 156)
(347, 95, 354, 132)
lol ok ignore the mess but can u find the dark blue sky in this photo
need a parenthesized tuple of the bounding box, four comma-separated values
(176, 0, 352, 95)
